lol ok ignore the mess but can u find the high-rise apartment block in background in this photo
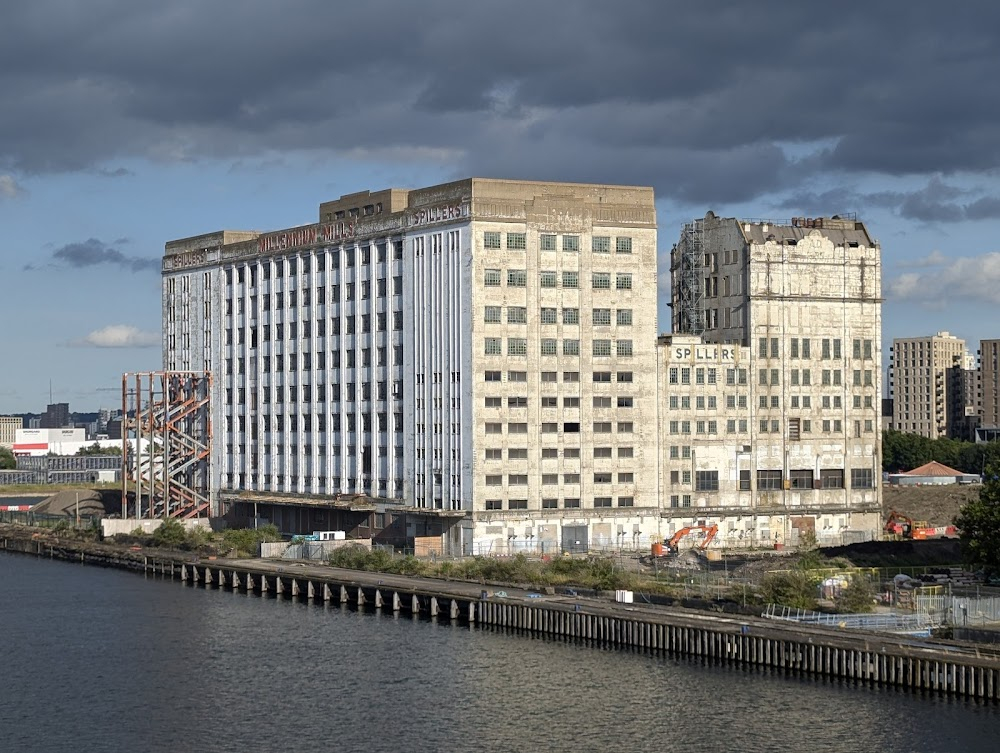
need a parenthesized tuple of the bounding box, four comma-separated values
(888, 332, 976, 439)
(40, 402, 70, 429)
(979, 339, 1000, 442)
(162, 186, 884, 553)
(667, 213, 883, 544)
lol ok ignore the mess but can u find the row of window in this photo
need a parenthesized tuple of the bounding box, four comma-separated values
(758, 337, 875, 360)
(484, 447, 634, 460)
(486, 472, 635, 486)
(485, 338, 633, 357)
(484, 496, 635, 510)
(225, 381, 401, 404)
(483, 232, 633, 254)
(224, 279, 403, 313)
(485, 269, 633, 289)
(484, 306, 632, 326)
(224, 312, 404, 343)
(485, 421, 636, 434)
(225, 244, 404, 285)
(225, 345, 403, 373)
(484, 396, 636, 409)
(668, 367, 747, 386)
(666, 417, 876, 435)
(484, 370, 634, 383)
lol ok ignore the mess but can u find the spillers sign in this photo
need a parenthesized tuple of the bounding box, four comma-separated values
(410, 203, 469, 226)
(165, 250, 208, 270)
(673, 344, 737, 362)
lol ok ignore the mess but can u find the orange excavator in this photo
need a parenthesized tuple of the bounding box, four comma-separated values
(652, 524, 718, 557)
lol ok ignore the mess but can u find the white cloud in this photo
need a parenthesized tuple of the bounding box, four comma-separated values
(887, 252, 1000, 306)
(74, 325, 159, 348)
(899, 249, 948, 268)
(0, 174, 25, 199)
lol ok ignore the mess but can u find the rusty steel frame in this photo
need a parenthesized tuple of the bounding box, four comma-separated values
(121, 371, 213, 519)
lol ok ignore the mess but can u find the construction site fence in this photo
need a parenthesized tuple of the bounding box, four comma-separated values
(762, 603, 937, 633)
(0, 511, 100, 529)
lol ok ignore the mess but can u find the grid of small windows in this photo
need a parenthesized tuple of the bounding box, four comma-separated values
(562, 235, 580, 252)
(562, 271, 579, 288)
(593, 308, 611, 326)
(540, 271, 557, 288)
(617, 309, 632, 326)
(593, 273, 611, 289)
(616, 273, 632, 290)
(540, 307, 557, 324)
(484, 269, 501, 286)
(484, 306, 501, 323)
(508, 338, 527, 356)
(563, 339, 580, 355)
(593, 339, 612, 357)
(563, 308, 579, 324)
(507, 306, 527, 324)
(507, 232, 526, 250)
(541, 339, 558, 355)
(592, 236, 611, 253)
(484, 338, 501, 355)
(616, 237, 632, 254)
(484, 231, 501, 249)
(540, 234, 557, 251)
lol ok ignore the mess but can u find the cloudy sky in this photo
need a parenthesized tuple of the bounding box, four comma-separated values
(2, 1, 1000, 413)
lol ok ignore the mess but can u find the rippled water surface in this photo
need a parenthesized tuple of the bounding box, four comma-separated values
(0, 552, 996, 752)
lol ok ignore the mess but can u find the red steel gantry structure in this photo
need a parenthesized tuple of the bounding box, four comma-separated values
(121, 371, 213, 519)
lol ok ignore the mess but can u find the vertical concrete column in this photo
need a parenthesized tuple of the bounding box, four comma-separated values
(394, 592, 402, 612)
(292, 579, 300, 597)
(261, 576, 269, 593)
(468, 601, 475, 623)
(357, 587, 365, 606)
(275, 577, 283, 595)
(181, 565, 188, 582)
(411, 594, 419, 613)
(307, 581, 315, 600)
(193, 567, 200, 584)
(375, 590, 383, 609)
(430, 597, 439, 617)
(204, 569, 213, 586)
(323, 583, 332, 602)
(340, 585, 349, 603)
(450, 600, 459, 620)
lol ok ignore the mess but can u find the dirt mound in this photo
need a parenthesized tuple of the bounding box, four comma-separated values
(882, 484, 978, 526)
(821, 538, 963, 568)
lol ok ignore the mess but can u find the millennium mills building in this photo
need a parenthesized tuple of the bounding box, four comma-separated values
(162, 179, 882, 555)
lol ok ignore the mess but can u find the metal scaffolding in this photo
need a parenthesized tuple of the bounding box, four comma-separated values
(673, 219, 705, 335)
(121, 371, 213, 519)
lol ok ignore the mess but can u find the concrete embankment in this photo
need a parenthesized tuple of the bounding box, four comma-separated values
(3, 527, 999, 701)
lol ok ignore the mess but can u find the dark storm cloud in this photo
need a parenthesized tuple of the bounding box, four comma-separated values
(32, 238, 159, 272)
(2, 1, 1000, 203)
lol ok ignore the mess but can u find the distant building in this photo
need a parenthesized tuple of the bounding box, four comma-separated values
(40, 402, 70, 429)
(887, 460, 980, 486)
(888, 332, 971, 438)
(0, 416, 22, 448)
(980, 339, 1000, 433)
(13, 427, 87, 457)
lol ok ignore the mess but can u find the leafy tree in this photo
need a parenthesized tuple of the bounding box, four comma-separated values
(835, 575, 876, 614)
(0, 446, 15, 470)
(151, 519, 189, 548)
(955, 460, 1000, 577)
(76, 442, 122, 457)
(760, 570, 818, 610)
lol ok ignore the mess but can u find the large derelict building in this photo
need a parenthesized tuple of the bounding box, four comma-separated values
(162, 185, 883, 553)
(162, 179, 659, 554)
(666, 213, 883, 544)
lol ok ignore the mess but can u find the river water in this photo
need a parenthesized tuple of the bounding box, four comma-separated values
(0, 552, 996, 753)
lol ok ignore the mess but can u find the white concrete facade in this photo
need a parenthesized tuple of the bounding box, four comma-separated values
(667, 214, 884, 546)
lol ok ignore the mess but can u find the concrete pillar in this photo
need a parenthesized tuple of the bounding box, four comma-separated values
(430, 597, 439, 617)
(204, 569, 213, 585)
(231, 571, 240, 589)
(468, 601, 475, 623)
(375, 590, 383, 609)
(393, 592, 402, 612)
(292, 579, 300, 597)
(192, 567, 200, 583)
(357, 587, 365, 606)
(275, 577, 283, 595)
(412, 594, 420, 613)
(261, 576, 269, 593)
(307, 581, 315, 600)
(340, 585, 349, 603)
(323, 583, 331, 602)
(181, 565, 188, 582)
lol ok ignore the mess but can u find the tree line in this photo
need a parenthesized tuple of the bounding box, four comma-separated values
(882, 429, 1000, 475)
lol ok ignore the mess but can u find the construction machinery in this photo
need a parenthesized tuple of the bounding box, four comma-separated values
(884, 510, 957, 540)
(651, 524, 719, 557)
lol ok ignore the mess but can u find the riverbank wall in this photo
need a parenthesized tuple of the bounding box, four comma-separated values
(3, 529, 999, 701)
